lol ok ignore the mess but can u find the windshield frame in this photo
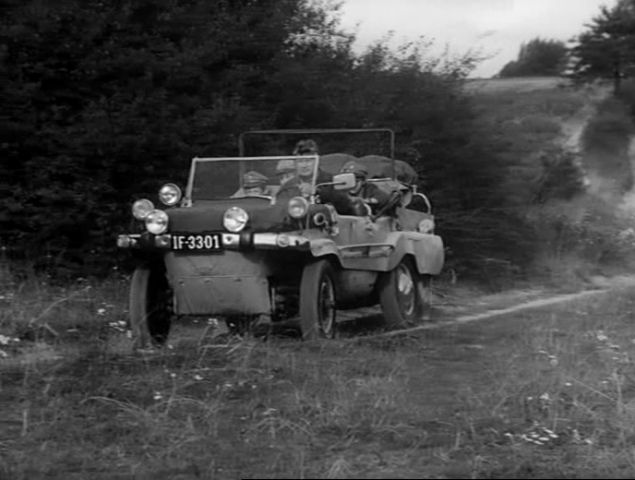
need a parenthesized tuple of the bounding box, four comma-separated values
(185, 155, 320, 203)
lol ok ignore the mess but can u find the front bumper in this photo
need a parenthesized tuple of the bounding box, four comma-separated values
(117, 232, 311, 251)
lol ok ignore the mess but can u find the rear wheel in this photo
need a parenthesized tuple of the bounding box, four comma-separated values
(299, 260, 337, 340)
(129, 265, 172, 349)
(378, 258, 426, 328)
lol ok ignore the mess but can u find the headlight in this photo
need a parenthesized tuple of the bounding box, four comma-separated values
(288, 197, 309, 219)
(145, 209, 169, 234)
(223, 207, 249, 232)
(158, 183, 182, 206)
(132, 199, 154, 220)
(418, 218, 435, 233)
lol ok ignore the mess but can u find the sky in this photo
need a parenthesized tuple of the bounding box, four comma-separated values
(338, 0, 615, 78)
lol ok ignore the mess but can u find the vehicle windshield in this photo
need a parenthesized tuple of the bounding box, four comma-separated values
(187, 156, 319, 201)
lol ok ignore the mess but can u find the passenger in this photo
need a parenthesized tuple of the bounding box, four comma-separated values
(340, 161, 392, 215)
(232, 170, 270, 198)
(277, 139, 355, 214)
(277, 139, 328, 199)
(276, 159, 297, 186)
(293, 139, 331, 191)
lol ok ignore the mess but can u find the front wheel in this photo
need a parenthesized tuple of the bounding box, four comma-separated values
(299, 260, 337, 340)
(129, 265, 172, 349)
(378, 258, 429, 329)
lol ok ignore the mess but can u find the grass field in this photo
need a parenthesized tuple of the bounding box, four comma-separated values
(3, 77, 635, 479)
(1, 275, 634, 479)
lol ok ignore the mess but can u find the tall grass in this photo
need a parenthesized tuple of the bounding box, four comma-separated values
(2, 273, 635, 478)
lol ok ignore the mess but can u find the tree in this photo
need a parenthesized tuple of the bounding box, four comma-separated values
(0, 0, 318, 272)
(498, 38, 567, 77)
(568, 0, 635, 95)
(0, 0, 535, 277)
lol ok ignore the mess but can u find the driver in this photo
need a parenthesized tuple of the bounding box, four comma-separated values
(232, 170, 270, 197)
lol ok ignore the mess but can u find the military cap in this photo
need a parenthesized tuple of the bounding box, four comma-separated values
(243, 170, 268, 188)
(293, 139, 319, 155)
(276, 159, 296, 173)
(340, 161, 369, 179)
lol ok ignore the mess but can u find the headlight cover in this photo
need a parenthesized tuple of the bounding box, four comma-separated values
(288, 196, 309, 219)
(132, 199, 155, 220)
(158, 183, 182, 206)
(145, 209, 169, 234)
(223, 207, 249, 232)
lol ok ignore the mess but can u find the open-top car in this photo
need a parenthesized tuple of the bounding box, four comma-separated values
(117, 129, 444, 347)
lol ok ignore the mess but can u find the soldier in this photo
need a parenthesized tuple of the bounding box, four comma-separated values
(276, 159, 297, 186)
(276, 139, 354, 214)
(232, 170, 270, 197)
(339, 161, 392, 215)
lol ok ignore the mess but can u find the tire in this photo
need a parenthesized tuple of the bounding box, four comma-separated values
(299, 259, 337, 340)
(129, 265, 172, 349)
(378, 258, 427, 328)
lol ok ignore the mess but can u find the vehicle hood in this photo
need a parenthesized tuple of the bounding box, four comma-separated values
(167, 199, 291, 232)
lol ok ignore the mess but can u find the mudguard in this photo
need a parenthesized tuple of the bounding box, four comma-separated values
(308, 230, 444, 274)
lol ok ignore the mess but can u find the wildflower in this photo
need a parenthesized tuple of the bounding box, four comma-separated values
(97, 308, 106, 316)
(539, 392, 551, 403)
(153, 392, 163, 401)
(540, 428, 558, 439)
(521, 434, 544, 445)
(0, 335, 10, 346)
(596, 330, 608, 342)
(193, 374, 203, 381)
(564, 382, 572, 387)
(0, 349, 8, 358)
(548, 355, 558, 367)
(170, 372, 176, 379)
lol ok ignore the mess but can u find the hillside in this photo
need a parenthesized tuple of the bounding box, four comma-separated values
(462, 76, 635, 285)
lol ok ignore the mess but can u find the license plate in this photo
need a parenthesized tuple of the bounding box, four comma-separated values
(171, 233, 223, 251)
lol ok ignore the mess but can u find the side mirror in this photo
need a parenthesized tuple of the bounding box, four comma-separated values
(332, 173, 356, 190)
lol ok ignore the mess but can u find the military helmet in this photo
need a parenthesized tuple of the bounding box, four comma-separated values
(340, 161, 368, 180)
(243, 170, 268, 188)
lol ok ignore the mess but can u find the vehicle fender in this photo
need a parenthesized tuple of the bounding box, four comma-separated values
(383, 231, 445, 275)
(308, 237, 343, 265)
(308, 232, 443, 274)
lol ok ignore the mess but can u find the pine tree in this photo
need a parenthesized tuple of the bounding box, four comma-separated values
(568, 0, 635, 95)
